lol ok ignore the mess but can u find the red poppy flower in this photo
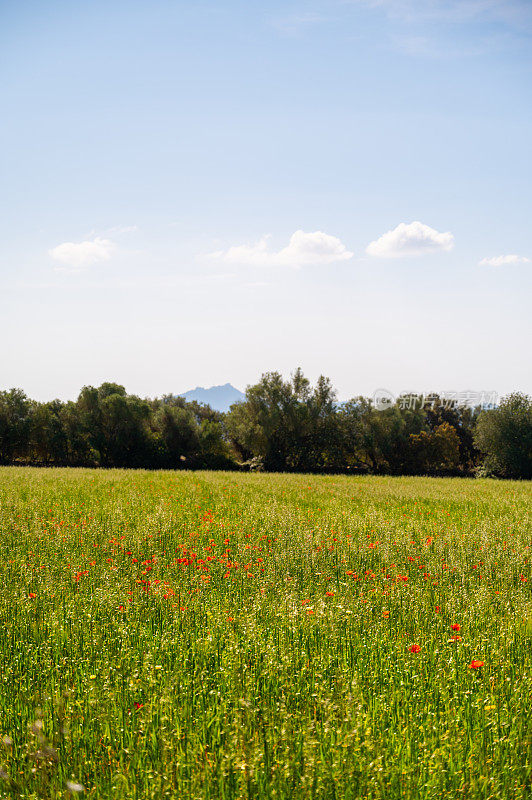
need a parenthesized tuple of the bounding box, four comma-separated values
(470, 660, 484, 669)
(134, 702, 144, 710)
(325, 591, 334, 597)
(409, 644, 421, 653)
(28, 592, 37, 599)
(451, 624, 461, 632)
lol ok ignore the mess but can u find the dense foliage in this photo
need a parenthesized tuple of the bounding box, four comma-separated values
(0, 383, 232, 471)
(474, 393, 532, 479)
(0, 372, 531, 477)
(0, 469, 530, 799)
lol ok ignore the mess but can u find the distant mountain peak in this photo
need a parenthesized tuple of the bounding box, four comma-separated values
(178, 383, 245, 412)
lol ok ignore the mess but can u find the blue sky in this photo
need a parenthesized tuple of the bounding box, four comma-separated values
(1, 0, 531, 402)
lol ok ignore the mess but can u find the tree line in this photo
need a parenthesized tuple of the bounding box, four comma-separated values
(0, 371, 531, 478)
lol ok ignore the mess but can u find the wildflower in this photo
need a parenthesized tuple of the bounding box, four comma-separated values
(435, 606, 441, 613)
(325, 591, 334, 597)
(451, 624, 461, 632)
(66, 781, 85, 794)
(28, 592, 37, 599)
(470, 660, 484, 669)
(409, 644, 421, 653)
(134, 702, 144, 710)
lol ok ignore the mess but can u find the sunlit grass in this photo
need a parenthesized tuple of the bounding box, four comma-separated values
(0, 468, 530, 799)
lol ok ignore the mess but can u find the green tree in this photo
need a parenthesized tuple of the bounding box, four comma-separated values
(474, 393, 532, 478)
(59, 400, 97, 465)
(76, 386, 105, 463)
(99, 391, 153, 467)
(0, 389, 31, 463)
(408, 422, 461, 474)
(152, 402, 200, 467)
(339, 399, 427, 474)
(73, 384, 154, 467)
(226, 369, 342, 472)
(225, 371, 299, 470)
(29, 400, 68, 464)
(423, 397, 480, 472)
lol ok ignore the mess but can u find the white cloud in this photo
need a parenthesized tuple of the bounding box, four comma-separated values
(207, 230, 353, 268)
(479, 254, 530, 266)
(216, 230, 353, 267)
(366, 221, 454, 258)
(49, 237, 116, 268)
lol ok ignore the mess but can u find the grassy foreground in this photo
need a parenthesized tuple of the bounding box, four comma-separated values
(0, 468, 530, 800)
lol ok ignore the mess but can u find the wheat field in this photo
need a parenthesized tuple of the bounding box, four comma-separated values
(0, 467, 530, 799)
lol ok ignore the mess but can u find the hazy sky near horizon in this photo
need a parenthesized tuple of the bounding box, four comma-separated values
(1, 0, 531, 403)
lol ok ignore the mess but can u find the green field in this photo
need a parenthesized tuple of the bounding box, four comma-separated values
(0, 468, 530, 799)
